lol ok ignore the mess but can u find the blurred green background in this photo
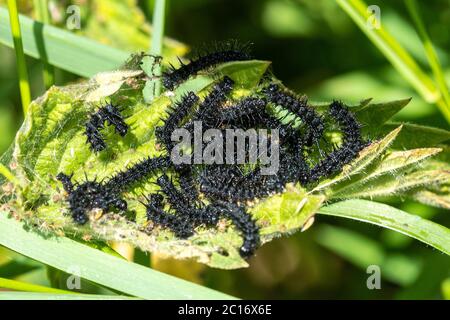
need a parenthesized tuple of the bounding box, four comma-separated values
(0, 0, 449, 299)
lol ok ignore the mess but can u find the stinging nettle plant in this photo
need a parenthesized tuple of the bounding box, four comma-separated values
(1, 51, 449, 269)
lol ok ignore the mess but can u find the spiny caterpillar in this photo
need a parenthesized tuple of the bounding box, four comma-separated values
(156, 92, 199, 153)
(85, 102, 128, 152)
(162, 41, 252, 90)
(58, 44, 367, 258)
(57, 156, 171, 224)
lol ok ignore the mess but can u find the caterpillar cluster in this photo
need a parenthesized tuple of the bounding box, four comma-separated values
(58, 44, 367, 258)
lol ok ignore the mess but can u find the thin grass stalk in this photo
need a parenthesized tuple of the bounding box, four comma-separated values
(7, 0, 31, 115)
(405, 0, 450, 122)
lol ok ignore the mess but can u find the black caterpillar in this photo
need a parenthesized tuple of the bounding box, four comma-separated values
(85, 103, 128, 152)
(57, 156, 171, 224)
(58, 46, 367, 259)
(146, 175, 259, 257)
(156, 92, 199, 153)
(162, 41, 252, 90)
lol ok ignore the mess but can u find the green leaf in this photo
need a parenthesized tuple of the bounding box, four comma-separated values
(331, 147, 443, 198)
(409, 189, 450, 210)
(0, 276, 74, 294)
(0, 213, 235, 299)
(313, 125, 402, 193)
(379, 122, 450, 149)
(334, 169, 450, 199)
(0, 291, 138, 300)
(318, 199, 450, 255)
(250, 184, 325, 237)
(354, 98, 411, 133)
(0, 7, 129, 77)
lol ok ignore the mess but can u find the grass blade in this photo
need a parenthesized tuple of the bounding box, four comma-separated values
(318, 199, 450, 255)
(336, 0, 450, 123)
(6, 0, 31, 115)
(0, 292, 138, 300)
(0, 7, 129, 78)
(0, 276, 74, 294)
(0, 213, 236, 300)
(404, 0, 450, 120)
(32, 0, 54, 89)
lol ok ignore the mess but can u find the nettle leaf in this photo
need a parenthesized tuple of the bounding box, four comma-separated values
(354, 98, 411, 134)
(311, 97, 411, 135)
(334, 169, 450, 199)
(405, 146, 450, 209)
(325, 124, 449, 204)
(312, 126, 402, 194)
(408, 189, 450, 210)
(379, 122, 450, 149)
(330, 148, 444, 198)
(2, 60, 448, 269)
(3, 60, 324, 269)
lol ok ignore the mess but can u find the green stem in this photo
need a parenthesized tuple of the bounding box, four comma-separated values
(405, 0, 450, 123)
(150, 0, 166, 57)
(7, 0, 31, 115)
(33, 0, 55, 89)
(146, 0, 166, 99)
(336, 0, 450, 124)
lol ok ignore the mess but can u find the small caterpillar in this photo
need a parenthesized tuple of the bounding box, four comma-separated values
(177, 165, 200, 206)
(156, 92, 199, 152)
(162, 41, 251, 90)
(264, 84, 324, 147)
(146, 196, 195, 238)
(186, 76, 235, 130)
(57, 156, 171, 223)
(212, 201, 260, 257)
(56, 173, 127, 224)
(85, 103, 128, 152)
(308, 100, 365, 182)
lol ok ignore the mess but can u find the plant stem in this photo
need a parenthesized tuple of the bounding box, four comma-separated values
(33, 0, 55, 89)
(150, 0, 166, 57)
(7, 0, 31, 116)
(144, 0, 166, 100)
(336, 0, 450, 124)
(405, 0, 450, 123)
